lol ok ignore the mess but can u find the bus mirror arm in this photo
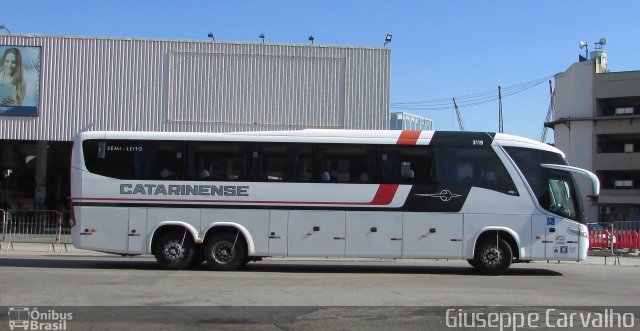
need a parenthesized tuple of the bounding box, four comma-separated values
(540, 164, 600, 196)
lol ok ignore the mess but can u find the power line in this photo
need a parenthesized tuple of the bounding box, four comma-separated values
(391, 74, 554, 111)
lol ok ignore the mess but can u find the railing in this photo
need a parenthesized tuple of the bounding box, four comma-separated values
(588, 221, 640, 262)
(0, 209, 5, 243)
(611, 221, 640, 253)
(0, 209, 72, 252)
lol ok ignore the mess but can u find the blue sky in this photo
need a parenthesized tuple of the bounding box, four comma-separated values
(3, 1, 639, 140)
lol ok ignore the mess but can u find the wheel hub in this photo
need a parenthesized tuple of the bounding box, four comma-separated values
(213, 241, 235, 264)
(482, 247, 503, 267)
(163, 240, 184, 262)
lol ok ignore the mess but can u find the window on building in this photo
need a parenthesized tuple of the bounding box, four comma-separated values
(615, 107, 634, 116)
(614, 180, 633, 189)
(624, 143, 634, 153)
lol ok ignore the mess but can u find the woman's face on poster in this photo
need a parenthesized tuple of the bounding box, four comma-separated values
(3, 52, 17, 75)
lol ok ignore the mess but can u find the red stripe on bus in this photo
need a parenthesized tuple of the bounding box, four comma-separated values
(369, 184, 400, 205)
(396, 130, 421, 145)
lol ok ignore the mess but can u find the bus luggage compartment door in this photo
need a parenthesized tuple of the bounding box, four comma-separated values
(287, 211, 345, 257)
(345, 212, 402, 258)
(77, 207, 129, 254)
(402, 213, 463, 259)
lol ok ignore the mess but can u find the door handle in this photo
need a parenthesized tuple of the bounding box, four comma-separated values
(370, 227, 378, 233)
(429, 228, 437, 234)
(549, 227, 556, 233)
(313, 226, 320, 232)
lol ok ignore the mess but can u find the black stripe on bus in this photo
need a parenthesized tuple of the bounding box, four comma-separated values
(430, 131, 496, 147)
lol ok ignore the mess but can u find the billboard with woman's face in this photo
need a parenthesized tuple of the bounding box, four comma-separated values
(0, 45, 41, 116)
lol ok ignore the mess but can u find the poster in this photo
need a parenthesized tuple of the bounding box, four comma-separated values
(0, 45, 41, 116)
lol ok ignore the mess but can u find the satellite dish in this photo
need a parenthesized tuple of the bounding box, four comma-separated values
(579, 41, 587, 49)
(599, 37, 607, 46)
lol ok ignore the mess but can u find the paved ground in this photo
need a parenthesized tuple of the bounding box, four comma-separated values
(2, 242, 640, 266)
(1, 243, 639, 330)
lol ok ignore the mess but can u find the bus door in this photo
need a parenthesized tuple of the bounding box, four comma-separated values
(543, 175, 582, 260)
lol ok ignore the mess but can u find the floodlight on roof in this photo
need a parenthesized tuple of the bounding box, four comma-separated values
(384, 34, 392, 46)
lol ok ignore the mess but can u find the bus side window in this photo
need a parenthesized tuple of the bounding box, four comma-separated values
(153, 142, 184, 180)
(250, 143, 313, 182)
(381, 145, 436, 185)
(316, 144, 377, 183)
(184, 142, 248, 181)
(443, 147, 517, 195)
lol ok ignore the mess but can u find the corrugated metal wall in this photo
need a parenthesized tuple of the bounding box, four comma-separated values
(0, 35, 390, 141)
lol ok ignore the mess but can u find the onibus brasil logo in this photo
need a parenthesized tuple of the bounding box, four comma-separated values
(8, 307, 72, 331)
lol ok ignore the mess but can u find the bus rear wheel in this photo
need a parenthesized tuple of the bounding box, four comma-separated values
(154, 232, 195, 270)
(205, 232, 247, 271)
(473, 238, 512, 275)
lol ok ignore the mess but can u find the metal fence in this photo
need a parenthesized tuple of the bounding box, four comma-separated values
(0, 209, 72, 252)
(612, 221, 640, 253)
(588, 221, 640, 259)
(0, 209, 5, 242)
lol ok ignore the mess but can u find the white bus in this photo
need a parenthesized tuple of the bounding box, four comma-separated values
(70, 130, 599, 274)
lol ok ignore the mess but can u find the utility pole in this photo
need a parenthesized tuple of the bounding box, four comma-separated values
(453, 98, 464, 132)
(498, 85, 504, 133)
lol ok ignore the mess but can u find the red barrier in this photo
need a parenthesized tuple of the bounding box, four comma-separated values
(589, 230, 612, 249)
(611, 230, 640, 250)
(610, 222, 640, 252)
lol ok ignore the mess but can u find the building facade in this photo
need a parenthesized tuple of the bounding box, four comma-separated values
(549, 51, 640, 224)
(0, 34, 391, 210)
(389, 112, 433, 131)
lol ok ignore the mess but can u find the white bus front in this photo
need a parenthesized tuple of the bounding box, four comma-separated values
(503, 146, 598, 263)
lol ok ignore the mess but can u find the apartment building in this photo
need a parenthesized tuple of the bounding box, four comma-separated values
(548, 50, 640, 223)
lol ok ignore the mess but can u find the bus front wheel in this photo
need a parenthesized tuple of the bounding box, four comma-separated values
(474, 238, 512, 275)
(205, 232, 247, 271)
(154, 232, 195, 269)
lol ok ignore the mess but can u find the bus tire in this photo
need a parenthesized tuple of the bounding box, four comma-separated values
(474, 238, 512, 275)
(190, 244, 205, 268)
(466, 259, 477, 268)
(205, 232, 247, 271)
(154, 232, 195, 270)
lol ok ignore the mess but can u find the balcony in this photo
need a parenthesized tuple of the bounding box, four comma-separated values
(594, 152, 640, 170)
(599, 189, 640, 204)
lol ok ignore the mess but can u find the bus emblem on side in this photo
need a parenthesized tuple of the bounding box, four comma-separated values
(415, 189, 462, 202)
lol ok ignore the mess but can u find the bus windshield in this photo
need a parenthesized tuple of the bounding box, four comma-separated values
(503, 147, 585, 223)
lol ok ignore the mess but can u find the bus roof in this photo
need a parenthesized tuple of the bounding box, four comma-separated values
(75, 129, 564, 156)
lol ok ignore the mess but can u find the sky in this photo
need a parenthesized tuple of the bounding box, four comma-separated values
(3, 0, 640, 141)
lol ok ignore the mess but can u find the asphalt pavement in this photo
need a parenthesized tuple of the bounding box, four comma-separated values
(2, 242, 640, 267)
